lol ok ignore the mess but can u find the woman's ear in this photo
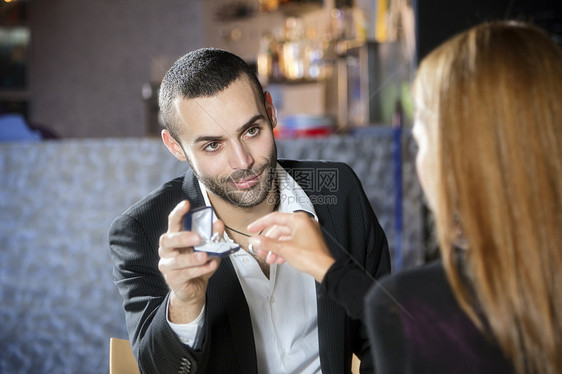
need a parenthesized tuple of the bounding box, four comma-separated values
(264, 91, 277, 129)
(161, 129, 187, 161)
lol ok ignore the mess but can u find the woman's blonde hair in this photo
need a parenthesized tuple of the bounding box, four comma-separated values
(414, 21, 562, 374)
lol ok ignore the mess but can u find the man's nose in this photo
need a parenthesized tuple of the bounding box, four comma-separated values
(230, 142, 254, 170)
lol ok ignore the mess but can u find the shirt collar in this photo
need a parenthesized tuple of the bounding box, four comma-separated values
(274, 163, 318, 221)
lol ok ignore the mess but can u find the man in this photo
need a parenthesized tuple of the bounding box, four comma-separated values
(109, 48, 390, 373)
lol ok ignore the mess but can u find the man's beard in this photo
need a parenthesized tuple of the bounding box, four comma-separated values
(193, 146, 277, 208)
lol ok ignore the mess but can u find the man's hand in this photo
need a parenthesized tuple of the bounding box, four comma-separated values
(247, 212, 335, 283)
(158, 200, 224, 324)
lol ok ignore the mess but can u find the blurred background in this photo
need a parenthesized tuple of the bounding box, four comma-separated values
(0, 0, 560, 372)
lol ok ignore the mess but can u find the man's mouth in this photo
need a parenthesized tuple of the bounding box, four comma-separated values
(231, 175, 260, 189)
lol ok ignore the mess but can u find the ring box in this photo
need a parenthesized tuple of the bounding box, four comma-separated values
(183, 206, 240, 257)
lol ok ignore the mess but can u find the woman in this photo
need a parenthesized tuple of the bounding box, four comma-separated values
(248, 21, 562, 373)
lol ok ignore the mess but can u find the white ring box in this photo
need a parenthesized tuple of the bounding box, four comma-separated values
(183, 206, 240, 257)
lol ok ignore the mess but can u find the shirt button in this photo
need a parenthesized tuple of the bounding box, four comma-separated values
(270, 296, 275, 303)
(242, 258, 250, 264)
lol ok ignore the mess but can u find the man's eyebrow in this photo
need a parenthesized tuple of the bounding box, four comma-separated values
(193, 114, 265, 144)
(235, 114, 265, 134)
(193, 135, 224, 144)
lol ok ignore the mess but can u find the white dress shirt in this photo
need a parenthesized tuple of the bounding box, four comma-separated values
(168, 164, 321, 373)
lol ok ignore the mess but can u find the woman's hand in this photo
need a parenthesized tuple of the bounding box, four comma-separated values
(247, 212, 335, 283)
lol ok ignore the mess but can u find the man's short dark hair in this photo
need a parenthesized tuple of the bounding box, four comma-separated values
(159, 48, 265, 141)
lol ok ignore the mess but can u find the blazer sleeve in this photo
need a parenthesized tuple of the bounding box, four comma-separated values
(321, 258, 376, 320)
(109, 213, 209, 374)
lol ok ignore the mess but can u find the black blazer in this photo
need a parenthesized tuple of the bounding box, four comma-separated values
(109, 160, 390, 374)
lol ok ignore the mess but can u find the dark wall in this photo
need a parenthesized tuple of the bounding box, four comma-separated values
(415, 0, 562, 62)
(29, 0, 204, 139)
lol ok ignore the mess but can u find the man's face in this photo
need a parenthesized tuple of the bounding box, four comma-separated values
(171, 76, 278, 208)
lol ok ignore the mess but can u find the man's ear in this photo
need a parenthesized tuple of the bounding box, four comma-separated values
(264, 91, 277, 129)
(161, 129, 187, 161)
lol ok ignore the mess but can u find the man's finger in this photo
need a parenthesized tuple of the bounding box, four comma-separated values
(159, 231, 201, 256)
(160, 251, 210, 271)
(168, 200, 190, 233)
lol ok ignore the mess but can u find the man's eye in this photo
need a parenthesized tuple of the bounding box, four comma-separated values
(204, 142, 220, 152)
(246, 127, 259, 137)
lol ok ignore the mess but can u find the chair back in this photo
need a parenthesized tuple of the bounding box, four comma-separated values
(109, 338, 140, 374)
